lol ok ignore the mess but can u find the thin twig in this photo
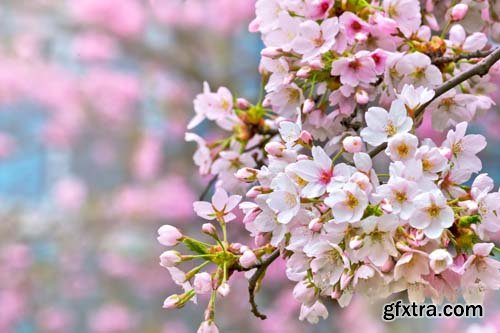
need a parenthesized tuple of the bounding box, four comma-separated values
(432, 50, 494, 65)
(199, 176, 218, 201)
(247, 249, 281, 320)
(368, 47, 500, 159)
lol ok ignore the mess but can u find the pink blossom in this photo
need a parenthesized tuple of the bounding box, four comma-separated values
(193, 188, 242, 222)
(331, 51, 378, 87)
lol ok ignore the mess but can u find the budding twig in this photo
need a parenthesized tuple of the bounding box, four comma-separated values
(432, 50, 495, 65)
(368, 47, 500, 159)
(247, 249, 281, 320)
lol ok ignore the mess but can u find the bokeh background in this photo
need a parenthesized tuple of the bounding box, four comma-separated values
(0, 1, 499, 333)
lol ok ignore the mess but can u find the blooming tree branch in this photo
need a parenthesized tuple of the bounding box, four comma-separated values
(368, 47, 500, 159)
(159, 1, 500, 332)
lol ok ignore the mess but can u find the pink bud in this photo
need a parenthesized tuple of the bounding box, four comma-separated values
(260, 47, 281, 58)
(163, 294, 180, 309)
(235, 167, 258, 182)
(157, 225, 183, 246)
(293, 280, 315, 305)
(198, 321, 219, 333)
(296, 66, 311, 78)
(264, 142, 285, 156)
(342, 136, 363, 153)
(355, 89, 369, 104)
(243, 208, 260, 224)
(246, 186, 263, 198)
(202, 223, 217, 237)
(217, 283, 230, 297)
(236, 98, 250, 110)
(380, 258, 395, 273)
(451, 4, 468, 21)
(303, 99, 316, 114)
(229, 243, 243, 252)
(299, 130, 313, 146)
(159, 250, 181, 267)
(349, 236, 363, 250)
(193, 272, 212, 295)
(308, 218, 322, 232)
(308, 59, 324, 69)
(239, 250, 258, 269)
(331, 288, 341, 299)
(340, 272, 353, 290)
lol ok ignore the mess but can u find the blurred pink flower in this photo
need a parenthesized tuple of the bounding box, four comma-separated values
(132, 134, 162, 181)
(71, 0, 145, 37)
(90, 304, 137, 333)
(53, 177, 87, 211)
(73, 33, 118, 62)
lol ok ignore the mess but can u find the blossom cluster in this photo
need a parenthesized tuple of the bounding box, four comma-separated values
(160, 0, 500, 331)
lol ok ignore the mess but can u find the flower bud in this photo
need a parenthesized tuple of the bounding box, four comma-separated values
(293, 280, 316, 305)
(451, 4, 468, 21)
(340, 272, 352, 290)
(308, 218, 322, 232)
(159, 250, 182, 268)
(260, 47, 281, 58)
(236, 98, 250, 110)
(308, 58, 324, 70)
(303, 99, 316, 114)
(299, 130, 313, 146)
(429, 249, 453, 274)
(349, 236, 364, 250)
(157, 225, 183, 246)
(355, 89, 369, 104)
(243, 208, 260, 224)
(198, 321, 219, 333)
(194, 272, 213, 295)
(264, 142, 285, 156)
(217, 283, 231, 297)
(235, 167, 258, 183)
(380, 258, 395, 273)
(342, 136, 363, 153)
(163, 294, 180, 309)
(239, 250, 258, 269)
(296, 66, 311, 78)
(202, 223, 218, 237)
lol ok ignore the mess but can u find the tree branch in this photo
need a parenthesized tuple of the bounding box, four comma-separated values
(199, 176, 218, 201)
(368, 47, 500, 159)
(247, 249, 281, 320)
(432, 50, 494, 65)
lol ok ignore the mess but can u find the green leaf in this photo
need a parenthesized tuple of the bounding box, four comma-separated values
(183, 238, 209, 255)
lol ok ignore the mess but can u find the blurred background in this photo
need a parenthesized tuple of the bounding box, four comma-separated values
(0, 1, 499, 333)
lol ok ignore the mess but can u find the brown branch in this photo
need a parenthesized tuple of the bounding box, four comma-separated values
(199, 176, 218, 201)
(368, 47, 500, 159)
(432, 50, 494, 65)
(247, 249, 280, 320)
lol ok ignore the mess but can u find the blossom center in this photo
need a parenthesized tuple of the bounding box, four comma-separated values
(422, 159, 432, 172)
(351, 20, 362, 31)
(285, 192, 297, 207)
(348, 59, 362, 71)
(385, 122, 397, 136)
(426, 203, 441, 218)
(345, 192, 359, 209)
(396, 143, 410, 157)
(319, 169, 333, 185)
(394, 191, 407, 203)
